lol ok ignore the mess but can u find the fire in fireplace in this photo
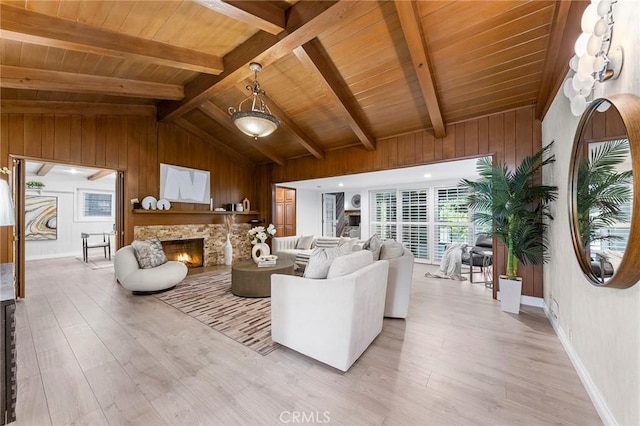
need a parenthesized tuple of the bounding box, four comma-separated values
(161, 238, 204, 268)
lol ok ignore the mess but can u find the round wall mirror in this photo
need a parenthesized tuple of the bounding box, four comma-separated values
(569, 94, 640, 288)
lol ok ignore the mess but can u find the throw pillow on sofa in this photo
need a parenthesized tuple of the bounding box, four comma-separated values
(304, 245, 350, 279)
(315, 237, 340, 249)
(296, 235, 315, 250)
(132, 237, 168, 269)
(380, 239, 405, 260)
(326, 250, 373, 279)
(363, 234, 383, 260)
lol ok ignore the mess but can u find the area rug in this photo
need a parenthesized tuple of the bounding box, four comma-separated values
(155, 270, 280, 356)
(76, 256, 114, 270)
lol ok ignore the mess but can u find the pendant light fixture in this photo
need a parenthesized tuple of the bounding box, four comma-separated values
(228, 62, 280, 139)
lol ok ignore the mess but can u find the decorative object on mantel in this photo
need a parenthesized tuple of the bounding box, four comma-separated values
(141, 196, 157, 210)
(235, 203, 243, 212)
(26, 180, 45, 190)
(223, 214, 235, 266)
(156, 199, 171, 210)
(130, 198, 141, 209)
(0, 167, 15, 227)
(249, 223, 276, 264)
(242, 198, 250, 212)
(228, 62, 280, 140)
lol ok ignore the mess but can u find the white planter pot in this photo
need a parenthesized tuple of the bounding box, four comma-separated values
(499, 276, 522, 314)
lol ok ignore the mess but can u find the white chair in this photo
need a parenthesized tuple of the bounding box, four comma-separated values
(114, 245, 187, 294)
(384, 249, 414, 319)
(271, 251, 389, 371)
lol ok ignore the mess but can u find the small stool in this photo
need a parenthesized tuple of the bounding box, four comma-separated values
(82, 232, 111, 263)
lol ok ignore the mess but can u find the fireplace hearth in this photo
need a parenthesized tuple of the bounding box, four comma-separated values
(161, 238, 204, 268)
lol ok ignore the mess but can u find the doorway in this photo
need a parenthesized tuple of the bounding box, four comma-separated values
(11, 158, 123, 298)
(274, 186, 296, 237)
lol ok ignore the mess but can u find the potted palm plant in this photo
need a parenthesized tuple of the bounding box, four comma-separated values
(460, 143, 558, 314)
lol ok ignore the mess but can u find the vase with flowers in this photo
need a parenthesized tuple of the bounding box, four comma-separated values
(248, 224, 276, 263)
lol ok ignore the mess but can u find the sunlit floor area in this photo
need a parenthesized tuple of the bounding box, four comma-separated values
(13, 257, 599, 425)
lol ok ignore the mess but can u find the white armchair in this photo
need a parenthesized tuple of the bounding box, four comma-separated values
(384, 249, 414, 318)
(271, 251, 389, 372)
(114, 245, 187, 294)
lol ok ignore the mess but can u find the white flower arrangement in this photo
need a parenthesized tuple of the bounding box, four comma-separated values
(248, 223, 276, 245)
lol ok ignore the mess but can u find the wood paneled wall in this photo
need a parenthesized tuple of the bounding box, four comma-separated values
(0, 113, 256, 264)
(270, 105, 544, 298)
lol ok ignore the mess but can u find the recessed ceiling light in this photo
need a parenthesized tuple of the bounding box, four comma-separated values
(423, 173, 432, 178)
(69, 168, 78, 174)
(338, 183, 344, 187)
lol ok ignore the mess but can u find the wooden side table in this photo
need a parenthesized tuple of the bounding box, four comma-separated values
(231, 260, 294, 297)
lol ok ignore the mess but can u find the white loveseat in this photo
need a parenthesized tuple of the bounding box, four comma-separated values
(271, 250, 389, 372)
(272, 235, 360, 268)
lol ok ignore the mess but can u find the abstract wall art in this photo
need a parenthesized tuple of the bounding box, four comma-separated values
(25, 195, 57, 240)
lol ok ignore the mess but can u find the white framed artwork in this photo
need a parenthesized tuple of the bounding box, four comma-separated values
(160, 163, 210, 204)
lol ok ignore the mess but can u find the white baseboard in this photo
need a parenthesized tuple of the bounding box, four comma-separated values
(521, 295, 544, 307)
(496, 292, 544, 308)
(543, 303, 617, 426)
(26, 252, 82, 261)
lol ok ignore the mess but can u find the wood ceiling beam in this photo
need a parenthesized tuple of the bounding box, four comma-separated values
(394, 0, 446, 138)
(294, 39, 376, 151)
(173, 118, 255, 167)
(0, 4, 224, 75)
(0, 65, 184, 100)
(535, 0, 581, 120)
(88, 170, 114, 181)
(260, 96, 325, 160)
(199, 101, 285, 165)
(194, 0, 285, 35)
(158, 1, 377, 121)
(36, 163, 54, 176)
(0, 100, 156, 116)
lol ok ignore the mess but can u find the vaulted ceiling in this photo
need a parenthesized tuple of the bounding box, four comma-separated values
(0, 0, 584, 166)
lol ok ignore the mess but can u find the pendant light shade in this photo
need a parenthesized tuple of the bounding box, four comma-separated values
(228, 63, 280, 140)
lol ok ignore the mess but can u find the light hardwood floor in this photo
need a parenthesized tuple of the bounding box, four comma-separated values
(13, 257, 601, 426)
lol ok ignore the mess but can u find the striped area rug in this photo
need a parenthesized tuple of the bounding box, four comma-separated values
(155, 270, 280, 356)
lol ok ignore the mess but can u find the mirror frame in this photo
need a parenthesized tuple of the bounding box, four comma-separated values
(569, 94, 640, 288)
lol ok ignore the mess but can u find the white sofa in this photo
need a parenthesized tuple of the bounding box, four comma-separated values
(272, 235, 360, 267)
(271, 250, 389, 372)
(383, 248, 414, 318)
(114, 245, 187, 294)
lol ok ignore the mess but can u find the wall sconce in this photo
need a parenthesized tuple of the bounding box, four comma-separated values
(0, 167, 15, 227)
(563, 0, 624, 116)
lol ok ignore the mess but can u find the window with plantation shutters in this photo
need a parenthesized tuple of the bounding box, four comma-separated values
(434, 186, 471, 261)
(400, 190, 429, 261)
(369, 190, 397, 240)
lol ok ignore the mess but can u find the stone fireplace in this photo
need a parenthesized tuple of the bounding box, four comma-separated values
(161, 238, 204, 268)
(134, 223, 252, 266)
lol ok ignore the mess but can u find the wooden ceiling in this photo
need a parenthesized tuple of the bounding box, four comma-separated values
(0, 0, 583, 166)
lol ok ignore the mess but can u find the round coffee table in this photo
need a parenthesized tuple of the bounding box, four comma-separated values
(231, 259, 295, 297)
